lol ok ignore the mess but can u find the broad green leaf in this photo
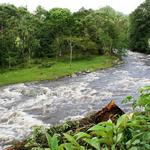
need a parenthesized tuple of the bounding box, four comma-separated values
(46, 133, 52, 149)
(75, 132, 90, 140)
(129, 146, 139, 150)
(51, 135, 59, 150)
(116, 114, 129, 128)
(63, 133, 79, 146)
(61, 143, 74, 150)
(139, 86, 150, 95)
(88, 124, 106, 132)
(84, 137, 100, 150)
(90, 131, 107, 137)
(111, 144, 116, 150)
(132, 139, 140, 145)
(98, 120, 114, 126)
(143, 144, 150, 150)
(116, 133, 123, 143)
(126, 133, 144, 148)
(99, 137, 113, 145)
(122, 95, 133, 104)
(80, 146, 86, 150)
(45, 133, 59, 150)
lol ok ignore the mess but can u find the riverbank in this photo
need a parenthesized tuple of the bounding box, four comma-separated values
(5, 100, 124, 150)
(5, 86, 150, 150)
(1, 52, 150, 149)
(0, 55, 118, 86)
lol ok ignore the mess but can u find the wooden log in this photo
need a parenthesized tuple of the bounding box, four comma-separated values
(4, 100, 124, 150)
(93, 100, 124, 123)
(77, 100, 124, 128)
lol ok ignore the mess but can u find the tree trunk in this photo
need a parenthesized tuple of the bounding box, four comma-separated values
(69, 39, 73, 68)
(28, 48, 31, 63)
(8, 55, 11, 69)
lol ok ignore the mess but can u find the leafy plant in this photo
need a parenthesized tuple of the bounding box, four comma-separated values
(25, 86, 150, 150)
(45, 133, 59, 150)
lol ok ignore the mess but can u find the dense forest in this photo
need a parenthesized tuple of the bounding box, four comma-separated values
(0, 4, 129, 69)
(1, 0, 150, 70)
(129, 0, 150, 53)
(0, 1, 150, 149)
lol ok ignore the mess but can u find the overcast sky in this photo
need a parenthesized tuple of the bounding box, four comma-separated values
(0, 0, 145, 14)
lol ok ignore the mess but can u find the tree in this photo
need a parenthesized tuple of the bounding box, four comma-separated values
(129, 0, 150, 53)
(0, 4, 19, 68)
(0, 4, 129, 69)
(16, 9, 40, 63)
(82, 6, 128, 55)
(37, 8, 72, 59)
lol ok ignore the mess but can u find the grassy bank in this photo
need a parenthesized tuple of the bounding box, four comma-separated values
(0, 55, 118, 86)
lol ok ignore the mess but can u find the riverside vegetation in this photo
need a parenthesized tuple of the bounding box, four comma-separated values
(0, 4, 128, 85)
(10, 86, 150, 150)
(0, 55, 118, 86)
(1, 0, 149, 85)
(1, 0, 150, 149)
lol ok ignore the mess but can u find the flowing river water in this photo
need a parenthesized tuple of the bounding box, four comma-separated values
(0, 51, 150, 148)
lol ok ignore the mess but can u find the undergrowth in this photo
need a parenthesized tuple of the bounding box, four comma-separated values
(17, 86, 150, 150)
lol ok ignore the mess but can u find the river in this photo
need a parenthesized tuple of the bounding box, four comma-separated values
(0, 51, 150, 148)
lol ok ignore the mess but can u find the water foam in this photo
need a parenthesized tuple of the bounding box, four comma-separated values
(0, 51, 150, 147)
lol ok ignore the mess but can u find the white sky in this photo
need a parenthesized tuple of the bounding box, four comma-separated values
(0, 0, 145, 14)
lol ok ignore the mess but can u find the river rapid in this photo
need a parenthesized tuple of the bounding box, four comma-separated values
(0, 51, 150, 148)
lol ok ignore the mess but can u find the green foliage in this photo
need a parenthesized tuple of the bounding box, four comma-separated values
(122, 85, 150, 113)
(45, 133, 59, 150)
(25, 86, 150, 150)
(82, 6, 129, 55)
(135, 86, 150, 115)
(0, 4, 128, 69)
(129, 0, 150, 53)
(122, 95, 134, 104)
(0, 55, 117, 86)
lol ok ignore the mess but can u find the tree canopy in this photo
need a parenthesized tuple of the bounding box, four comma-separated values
(0, 4, 129, 69)
(129, 0, 150, 53)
